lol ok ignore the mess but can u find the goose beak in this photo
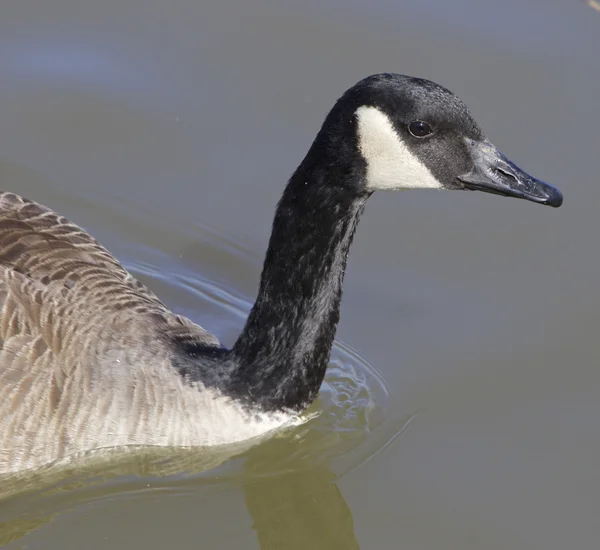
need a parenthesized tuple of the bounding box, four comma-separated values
(457, 139, 563, 208)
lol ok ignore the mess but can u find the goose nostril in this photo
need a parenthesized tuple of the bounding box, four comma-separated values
(493, 166, 518, 184)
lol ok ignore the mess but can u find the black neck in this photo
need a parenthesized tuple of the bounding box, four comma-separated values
(226, 147, 368, 411)
(170, 103, 369, 412)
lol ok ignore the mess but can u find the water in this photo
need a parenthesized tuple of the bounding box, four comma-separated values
(0, 0, 598, 548)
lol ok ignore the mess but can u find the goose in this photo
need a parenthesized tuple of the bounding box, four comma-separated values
(0, 73, 562, 474)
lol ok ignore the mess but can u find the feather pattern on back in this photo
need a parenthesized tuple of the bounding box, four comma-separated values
(0, 192, 288, 474)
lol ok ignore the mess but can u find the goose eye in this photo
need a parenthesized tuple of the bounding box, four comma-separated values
(408, 121, 432, 138)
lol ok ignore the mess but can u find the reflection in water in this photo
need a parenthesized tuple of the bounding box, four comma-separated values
(0, 517, 52, 546)
(0, 435, 362, 549)
(243, 436, 360, 550)
(0, 415, 414, 548)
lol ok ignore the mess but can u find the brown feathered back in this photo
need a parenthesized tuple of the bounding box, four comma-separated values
(0, 192, 221, 473)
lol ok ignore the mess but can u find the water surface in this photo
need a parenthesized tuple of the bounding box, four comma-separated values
(0, 0, 598, 548)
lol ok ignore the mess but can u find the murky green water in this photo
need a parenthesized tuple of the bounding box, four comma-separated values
(0, 0, 598, 548)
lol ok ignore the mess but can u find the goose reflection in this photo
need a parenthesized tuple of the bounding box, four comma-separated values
(0, 429, 360, 549)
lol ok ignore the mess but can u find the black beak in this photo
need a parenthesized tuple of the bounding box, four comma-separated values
(457, 139, 563, 208)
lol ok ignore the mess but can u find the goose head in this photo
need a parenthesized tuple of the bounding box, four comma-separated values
(316, 73, 562, 207)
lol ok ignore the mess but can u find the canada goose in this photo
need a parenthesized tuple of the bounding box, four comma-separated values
(0, 74, 562, 474)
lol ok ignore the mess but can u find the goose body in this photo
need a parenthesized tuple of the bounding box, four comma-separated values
(0, 193, 291, 472)
(0, 74, 562, 474)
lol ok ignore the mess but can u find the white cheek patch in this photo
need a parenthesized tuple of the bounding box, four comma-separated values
(356, 105, 444, 191)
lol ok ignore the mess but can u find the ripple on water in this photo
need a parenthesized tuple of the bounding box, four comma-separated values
(124, 227, 415, 478)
